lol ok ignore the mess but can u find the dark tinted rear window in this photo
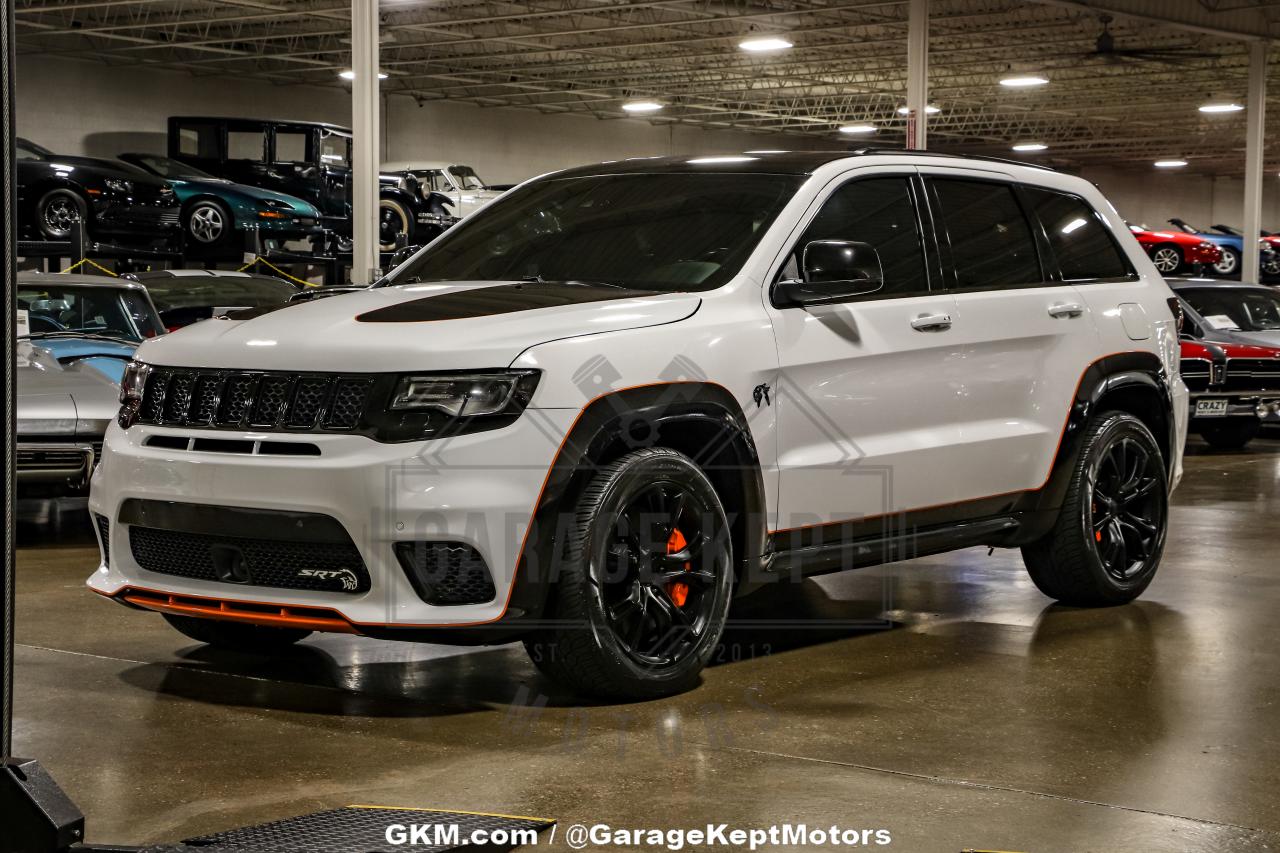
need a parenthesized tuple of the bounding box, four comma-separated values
(930, 179, 1041, 289)
(1024, 187, 1131, 280)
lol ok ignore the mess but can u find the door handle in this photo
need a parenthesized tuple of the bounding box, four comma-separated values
(910, 313, 953, 332)
(1048, 302, 1085, 319)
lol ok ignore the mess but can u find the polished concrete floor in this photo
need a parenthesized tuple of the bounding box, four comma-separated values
(13, 435, 1280, 852)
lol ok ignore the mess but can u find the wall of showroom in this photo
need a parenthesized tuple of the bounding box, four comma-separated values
(17, 54, 1280, 231)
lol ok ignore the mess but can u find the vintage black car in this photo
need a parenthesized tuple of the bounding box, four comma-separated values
(16, 138, 181, 249)
(166, 117, 454, 251)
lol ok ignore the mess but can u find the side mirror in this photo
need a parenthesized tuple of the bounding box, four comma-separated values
(776, 240, 884, 306)
(389, 245, 422, 269)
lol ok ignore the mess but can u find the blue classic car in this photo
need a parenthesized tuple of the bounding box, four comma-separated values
(1167, 218, 1280, 278)
(118, 152, 321, 252)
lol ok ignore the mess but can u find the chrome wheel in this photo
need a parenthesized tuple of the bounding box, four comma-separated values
(39, 192, 82, 239)
(1087, 436, 1165, 583)
(1151, 246, 1181, 273)
(1212, 246, 1239, 276)
(187, 203, 227, 244)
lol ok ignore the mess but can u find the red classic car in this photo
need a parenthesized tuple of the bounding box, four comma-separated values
(1180, 338, 1280, 449)
(1130, 224, 1222, 274)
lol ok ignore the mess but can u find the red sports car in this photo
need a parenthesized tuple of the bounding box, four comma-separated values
(1129, 224, 1222, 274)
(1180, 338, 1280, 449)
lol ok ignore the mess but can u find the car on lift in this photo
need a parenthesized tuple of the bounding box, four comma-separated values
(380, 161, 506, 219)
(1127, 223, 1221, 275)
(15, 138, 181, 250)
(1166, 218, 1280, 278)
(117, 153, 321, 254)
(1179, 338, 1280, 449)
(92, 150, 1187, 699)
(166, 117, 455, 252)
(123, 269, 302, 331)
(17, 273, 165, 498)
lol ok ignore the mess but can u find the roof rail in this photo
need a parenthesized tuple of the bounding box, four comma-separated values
(848, 146, 1060, 172)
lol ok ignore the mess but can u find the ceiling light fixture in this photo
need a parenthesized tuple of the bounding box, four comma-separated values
(739, 36, 793, 52)
(839, 124, 877, 134)
(339, 70, 388, 80)
(1154, 159, 1189, 168)
(622, 100, 664, 113)
(1198, 101, 1244, 113)
(1000, 74, 1049, 88)
(1012, 142, 1048, 152)
(897, 105, 940, 115)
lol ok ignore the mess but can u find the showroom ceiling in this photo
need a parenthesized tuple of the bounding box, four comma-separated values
(15, 0, 1280, 173)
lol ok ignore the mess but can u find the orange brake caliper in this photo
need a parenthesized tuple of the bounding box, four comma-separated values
(665, 528, 692, 607)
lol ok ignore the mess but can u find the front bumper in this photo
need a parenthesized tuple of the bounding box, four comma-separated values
(87, 409, 575, 631)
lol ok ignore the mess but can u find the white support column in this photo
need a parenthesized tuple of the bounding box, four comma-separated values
(906, 0, 928, 150)
(351, 0, 380, 285)
(1243, 41, 1267, 281)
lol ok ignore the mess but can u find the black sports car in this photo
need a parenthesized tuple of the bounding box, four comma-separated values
(16, 137, 181, 249)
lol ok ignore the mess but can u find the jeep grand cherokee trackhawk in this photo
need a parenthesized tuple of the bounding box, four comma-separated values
(89, 151, 1187, 699)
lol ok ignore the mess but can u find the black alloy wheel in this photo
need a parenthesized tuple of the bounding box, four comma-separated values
(36, 188, 87, 240)
(525, 448, 734, 699)
(1086, 434, 1165, 583)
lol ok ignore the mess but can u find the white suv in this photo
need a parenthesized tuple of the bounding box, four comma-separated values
(89, 151, 1188, 699)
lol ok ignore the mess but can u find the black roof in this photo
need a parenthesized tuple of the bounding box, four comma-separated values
(551, 148, 1059, 178)
(169, 116, 352, 134)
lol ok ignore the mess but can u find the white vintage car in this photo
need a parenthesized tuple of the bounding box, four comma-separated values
(381, 161, 505, 220)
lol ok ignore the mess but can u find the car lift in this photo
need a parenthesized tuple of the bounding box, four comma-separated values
(0, 8, 549, 850)
(17, 221, 185, 276)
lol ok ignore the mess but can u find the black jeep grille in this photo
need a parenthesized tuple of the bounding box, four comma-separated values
(137, 368, 379, 432)
(394, 542, 496, 605)
(129, 526, 370, 594)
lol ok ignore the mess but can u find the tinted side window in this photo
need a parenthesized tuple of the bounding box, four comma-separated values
(796, 176, 928, 296)
(228, 129, 265, 162)
(1024, 187, 1131, 280)
(930, 179, 1040, 288)
(275, 130, 309, 164)
(177, 123, 219, 159)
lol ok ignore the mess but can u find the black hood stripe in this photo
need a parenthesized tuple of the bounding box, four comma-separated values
(355, 282, 662, 323)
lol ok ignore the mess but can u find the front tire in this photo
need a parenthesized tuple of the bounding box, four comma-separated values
(378, 198, 412, 252)
(36, 188, 88, 240)
(185, 200, 232, 247)
(1022, 412, 1168, 607)
(1200, 420, 1259, 450)
(524, 448, 734, 700)
(163, 614, 311, 651)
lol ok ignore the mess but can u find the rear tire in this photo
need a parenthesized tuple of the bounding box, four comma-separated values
(1200, 420, 1260, 450)
(1149, 245, 1183, 274)
(163, 614, 311, 651)
(523, 448, 734, 700)
(1022, 412, 1168, 607)
(1212, 245, 1240, 277)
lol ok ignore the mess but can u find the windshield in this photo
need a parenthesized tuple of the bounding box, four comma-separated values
(141, 276, 297, 311)
(448, 165, 487, 190)
(18, 284, 163, 341)
(1182, 287, 1280, 332)
(386, 172, 803, 292)
(132, 154, 215, 180)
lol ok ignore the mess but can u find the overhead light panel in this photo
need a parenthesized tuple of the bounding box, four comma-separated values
(839, 124, 877, 134)
(622, 101, 664, 113)
(1012, 142, 1048, 152)
(897, 105, 940, 115)
(739, 36, 793, 52)
(1198, 101, 1244, 113)
(340, 70, 388, 80)
(1154, 159, 1188, 168)
(1000, 74, 1049, 88)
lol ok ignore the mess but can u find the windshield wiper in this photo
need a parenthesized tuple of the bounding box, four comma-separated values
(21, 331, 136, 344)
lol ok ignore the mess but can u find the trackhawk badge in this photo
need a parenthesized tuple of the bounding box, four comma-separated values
(298, 568, 359, 591)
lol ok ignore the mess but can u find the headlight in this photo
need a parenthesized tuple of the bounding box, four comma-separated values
(117, 360, 152, 428)
(391, 371, 534, 416)
(104, 178, 132, 194)
(260, 198, 290, 210)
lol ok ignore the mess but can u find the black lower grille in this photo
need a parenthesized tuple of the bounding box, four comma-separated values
(138, 367, 378, 432)
(130, 526, 370, 594)
(1224, 358, 1280, 393)
(17, 446, 91, 470)
(395, 542, 496, 605)
(94, 513, 111, 568)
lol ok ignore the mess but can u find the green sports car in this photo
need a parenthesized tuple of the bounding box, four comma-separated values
(118, 153, 321, 251)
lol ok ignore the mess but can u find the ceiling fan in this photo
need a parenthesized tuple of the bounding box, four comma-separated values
(1075, 14, 1221, 66)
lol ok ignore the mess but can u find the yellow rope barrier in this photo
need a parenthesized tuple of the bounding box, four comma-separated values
(237, 256, 320, 288)
(60, 258, 119, 277)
